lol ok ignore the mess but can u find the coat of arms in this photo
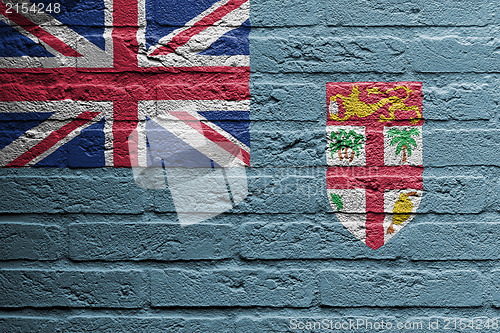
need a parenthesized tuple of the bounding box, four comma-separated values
(326, 82, 423, 249)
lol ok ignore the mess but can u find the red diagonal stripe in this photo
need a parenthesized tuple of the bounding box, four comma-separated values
(150, 0, 248, 56)
(0, 2, 82, 57)
(170, 111, 250, 166)
(6, 111, 101, 167)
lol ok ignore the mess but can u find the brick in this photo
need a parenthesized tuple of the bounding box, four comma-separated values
(66, 317, 233, 333)
(241, 221, 500, 260)
(237, 317, 295, 332)
(422, 167, 493, 212)
(1, 0, 500, 324)
(152, 69, 250, 92)
(240, 222, 397, 259)
(236, 173, 323, 213)
(424, 129, 500, 167)
(423, 83, 495, 121)
(94, 29, 135, 69)
(0, 270, 147, 308)
(251, 83, 322, 121)
(0, 71, 117, 100)
(422, 175, 490, 214)
(69, 223, 236, 260)
(235, 167, 490, 214)
(249, 127, 324, 168)
(319, 270, 485, 307)
(240, 222, 500, 261)
(494, 176, 500, 211)
(252, 0, 320, 26)
(493, 270, 500, 307)
(327, 0, 491, 26)
(403, 223, 500, 260)
(152, 0, 247, 28)
(154, 81, 249, 101)
(410, 37, 500, 73)
(0, 317, 61, 333)
(0, 223, 65, 260)
(0, 174, 145, 214)
(150, 269, 314, 307)
(251, 37, 406, 73)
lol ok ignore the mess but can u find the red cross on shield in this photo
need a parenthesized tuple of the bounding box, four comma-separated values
(326, 82, 424, 250)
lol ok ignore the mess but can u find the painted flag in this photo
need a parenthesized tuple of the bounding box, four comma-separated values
(0, 0, 250, 222)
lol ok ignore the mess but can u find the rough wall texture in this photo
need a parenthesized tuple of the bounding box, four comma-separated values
(1, 0, 499, 332)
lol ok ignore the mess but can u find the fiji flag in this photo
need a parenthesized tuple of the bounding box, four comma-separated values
(0, 0, 250, 221)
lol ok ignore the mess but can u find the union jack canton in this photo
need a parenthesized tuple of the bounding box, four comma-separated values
(0, 0, 250, 169)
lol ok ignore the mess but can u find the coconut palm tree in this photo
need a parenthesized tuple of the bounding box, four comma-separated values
(330, 129, 364, 162)
(330, 130, 346, 161)
(387, 128, 420, 163)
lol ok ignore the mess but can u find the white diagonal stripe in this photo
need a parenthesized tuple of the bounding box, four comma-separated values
(26, 113, 104, 166)
(147, 0, 232, 55)
(0, 101, 112, 166)
(0, 15, 60, 56)
(170, 109, 250, 153)
(169, 0, 249, 53)
(150, 114, 245, 167)
(0, 0, 113, 68)
(137, 0, 232, 56)
(139, 99, 250, 152)
(142, 0, 249, 67)
(0, 113, 72, 166)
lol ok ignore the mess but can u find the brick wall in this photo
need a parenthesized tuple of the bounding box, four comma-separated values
(0, 0, 499, 332)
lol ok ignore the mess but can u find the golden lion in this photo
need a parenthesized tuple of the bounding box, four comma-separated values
(329, 85, 422, 123)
